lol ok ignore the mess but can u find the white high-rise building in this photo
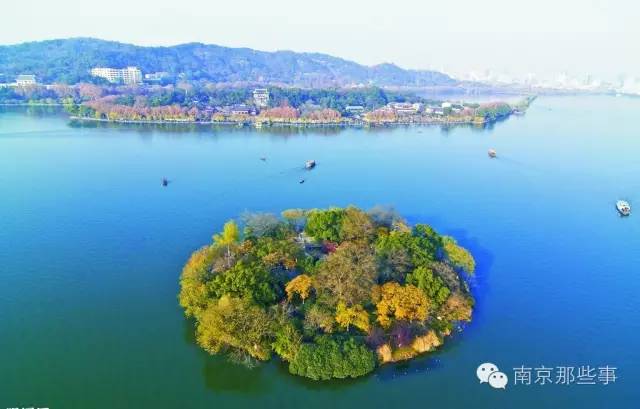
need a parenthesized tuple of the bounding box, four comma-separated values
(90, 67, 142, 84)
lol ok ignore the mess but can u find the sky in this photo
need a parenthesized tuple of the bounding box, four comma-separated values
(3, 0, 639, 81)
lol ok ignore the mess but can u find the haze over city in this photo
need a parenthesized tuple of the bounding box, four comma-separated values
(4, 0, 639, 84)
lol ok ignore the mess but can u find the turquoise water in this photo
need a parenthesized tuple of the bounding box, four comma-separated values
(0, 97, 638, 408)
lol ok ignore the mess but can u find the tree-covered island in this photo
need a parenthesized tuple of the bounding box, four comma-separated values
(179, 206, 476, 380)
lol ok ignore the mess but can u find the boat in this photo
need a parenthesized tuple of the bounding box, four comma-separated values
(305, 160, 316, 169)
(616, 200, 631, 216)
(161, 178, 169, 187)
(488, 149, 497, 158)
(299, 179, 305, 184)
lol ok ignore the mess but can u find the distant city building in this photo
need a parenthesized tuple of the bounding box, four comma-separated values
(90, 67, 142, 84)
(441, 102, 452, 109)
(252, 88, 270, 107)
(15, 74, 37, 86)
(144, 72, 170, 82)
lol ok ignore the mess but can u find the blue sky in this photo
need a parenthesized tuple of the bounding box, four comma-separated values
(3, 0, 639, 79)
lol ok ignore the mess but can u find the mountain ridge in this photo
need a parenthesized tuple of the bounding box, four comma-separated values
(0, 37, 455, 87)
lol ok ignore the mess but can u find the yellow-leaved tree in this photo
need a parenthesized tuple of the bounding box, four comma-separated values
(335, 302, 370, 332)
(376, 282, 430, 328)
(285, 274, 313, 303)
(213, 220, 240, 267)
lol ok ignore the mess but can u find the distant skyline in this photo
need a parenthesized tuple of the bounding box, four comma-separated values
(3, 0, 639, 81)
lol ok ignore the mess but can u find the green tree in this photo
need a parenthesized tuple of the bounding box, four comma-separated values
(305, 208, 345, 242)
(271, 305, 303, 361)
(208, 260, 279, 305)
(442, 236, 475, 275)
(406, 266, 451, 308)
(288, 336, 376, 380)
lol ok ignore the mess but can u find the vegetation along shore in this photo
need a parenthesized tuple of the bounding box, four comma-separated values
(1, 79, 535, 128)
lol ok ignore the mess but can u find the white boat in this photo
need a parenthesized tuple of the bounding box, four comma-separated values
(305, 160, 316, 169)
(488, 149, 497, 158)
(616, 200, 631, 216)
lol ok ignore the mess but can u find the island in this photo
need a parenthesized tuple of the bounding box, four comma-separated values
(179, 206, 476, 380)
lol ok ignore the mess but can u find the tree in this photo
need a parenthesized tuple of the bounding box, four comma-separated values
(315, 242, 377, 306)
(241, 212, 284, 238)
(285, 274, 313, 303)
(208, 260, 279, 306)
(340, 206, 375, 242)
(368, 205, 403, 228)
(440, 293, 473, 322)
(281, 208, 307, 232)
(442, 236, 475, 275)
(271, 305, 303, 361)
(179, 245, 216, 318)
(304, 304, 335, 334)
(376, 282, 430, 328)
(406, 266, 451, 308)
(305, 208, 345, 242)
(213, 220, 240, 268)
(288, 336, 376, 380)
(196, 296, 273, 360)
(335, 302, 370, 333)
(250, 236, 301, 272)
(375, 232, 413, 282)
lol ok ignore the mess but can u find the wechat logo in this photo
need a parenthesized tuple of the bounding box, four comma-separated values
(477, 362, 508, 389)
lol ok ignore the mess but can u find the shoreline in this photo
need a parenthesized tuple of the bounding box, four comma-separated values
(68, 115, 502, 128)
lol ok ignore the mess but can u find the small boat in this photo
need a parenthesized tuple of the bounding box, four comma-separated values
(616, 200, 631, 216)
(161, 178, 169, 187)
(488, 149, 497, 158)
(305, 160, 316, 169)
(299, 179, 305, 184)
(260, 157, 267, 161)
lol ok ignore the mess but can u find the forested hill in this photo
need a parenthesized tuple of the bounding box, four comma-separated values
(0, 38, 455, 87)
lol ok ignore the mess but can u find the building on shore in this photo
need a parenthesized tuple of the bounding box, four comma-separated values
(345, 105, 365, 114)
(15, 74, 37, 86)
(252, 88, 270, 108)
(389, 102, 422, 115)
(90, 67, 142, 84)
(218, 104, 257, 116)
(144, 72, 170, 82)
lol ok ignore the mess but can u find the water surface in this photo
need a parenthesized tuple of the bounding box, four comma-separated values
(0, 97, 638, 408)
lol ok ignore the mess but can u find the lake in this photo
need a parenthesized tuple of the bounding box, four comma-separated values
(0, 96, 638, 408)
